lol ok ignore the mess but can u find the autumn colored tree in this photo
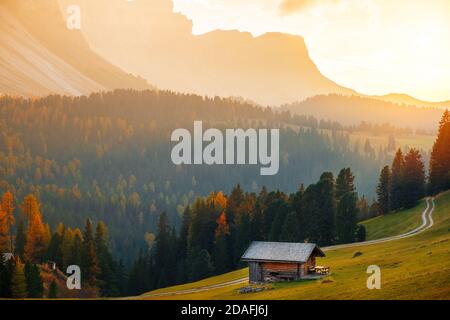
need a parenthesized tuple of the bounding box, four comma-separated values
(23, 195, 49, 263)
(0, 192, 15, 252)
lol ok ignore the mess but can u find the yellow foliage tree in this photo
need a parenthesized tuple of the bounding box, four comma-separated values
(23, 195, 48, 263)
(0, 191, 16, 252)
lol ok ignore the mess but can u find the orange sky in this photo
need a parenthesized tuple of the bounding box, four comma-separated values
(173, 0, 450, 102)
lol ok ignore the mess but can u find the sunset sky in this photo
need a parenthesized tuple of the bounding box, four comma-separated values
(173, 0, 450, 102)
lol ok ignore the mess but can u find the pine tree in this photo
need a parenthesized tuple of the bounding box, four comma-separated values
(46, 223, 65, 267)
(61, 228, 75, 268)
(267, 198, 288, 242)
(176, 206, 191, 283)
(81, 219, 100, 287)
(48, 280, 57, 298)
(15, 220, 26, 259)
(115, 260, 127, 296)
(315, 172, 336, 245)
(429, 110, 450, 194)
(152, 212, 177, 289)
(95, 221, 119, 297)
(377, 166, 391, 215)
(188, 247, 213, 282)
(390, 149, 405, 210)
(403, 149, 425, 208)
(25, 263, 44, 298)
(212, 212, 231, 274)
(335, 168, 358, 244)
(289, 185, 305, 241)
(280, 210, 300, 242)
(11, 259, 28, 298)
(0, 192, 15, 252)
(70, 230, 83, 268)
(336, 168, 355, 201)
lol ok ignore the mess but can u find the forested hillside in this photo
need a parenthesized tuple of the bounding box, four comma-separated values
(0, 90, 401, 263)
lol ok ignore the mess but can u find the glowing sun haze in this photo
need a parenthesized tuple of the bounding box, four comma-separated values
(173, 0, 450, 102)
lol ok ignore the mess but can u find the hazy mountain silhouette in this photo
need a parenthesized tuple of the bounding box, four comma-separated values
(371, 94, 450, 110)
(284, 94, 443, 131)
(57, 0, 354, 105)
(0, 0, 150, 97)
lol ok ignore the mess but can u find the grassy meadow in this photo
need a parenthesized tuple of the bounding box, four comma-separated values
(140, 191, 450, 300)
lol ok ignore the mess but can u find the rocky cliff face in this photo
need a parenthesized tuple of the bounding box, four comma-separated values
(0, 0, 150, 97)
(57, 0, 354, 105)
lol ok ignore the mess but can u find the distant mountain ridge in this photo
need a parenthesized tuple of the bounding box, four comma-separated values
(283, 94, 443, 131)
(370, 93, 450, 110)
(0, 0, 150, 97)
(57, 0, 355, 106)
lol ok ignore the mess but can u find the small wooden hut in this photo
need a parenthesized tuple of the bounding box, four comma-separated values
(241, 241, 326, 283)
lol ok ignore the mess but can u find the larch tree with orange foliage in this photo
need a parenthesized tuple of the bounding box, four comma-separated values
(0, 192, 16, 252)
(22, 195, 49, 263)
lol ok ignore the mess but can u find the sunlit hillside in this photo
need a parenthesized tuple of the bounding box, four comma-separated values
(139, 191, 450, 300)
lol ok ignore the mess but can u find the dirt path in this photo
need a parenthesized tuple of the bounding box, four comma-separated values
(135, 197, 435, 299)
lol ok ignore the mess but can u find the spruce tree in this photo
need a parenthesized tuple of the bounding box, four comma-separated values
(403, 149, 425, 208)
(95, 221, 119, 297)
(15, 220, 26, 259)
(390, 149, 405, 210)
(25, 263, 44, 298)
(11, 259, 28, 298)
(0, 258, 14, 297)
(48, 281, 57, 299)
(280, 210, 301, 242)
(336, 168, 358, 244)
(176, 206, 191, 283)
(81, 219, 100, 287)
(315, 172, 336, 245)
(376, 166, 391, 215)
(188, 247, 213, 282)
(429, 110, 450, 194)
(212, 213, 231, 274)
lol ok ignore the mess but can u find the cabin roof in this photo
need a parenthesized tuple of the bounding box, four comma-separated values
(241, 241, 325, 263)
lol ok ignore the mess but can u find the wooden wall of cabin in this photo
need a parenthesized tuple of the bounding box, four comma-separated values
(261, 262, 302, 280)
(304, 255, 316, 273)
(248, 262, 263, 283)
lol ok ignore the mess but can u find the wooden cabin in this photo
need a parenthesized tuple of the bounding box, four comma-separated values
(241, 241, 326, 283)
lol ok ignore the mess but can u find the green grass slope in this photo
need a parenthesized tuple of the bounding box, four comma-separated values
(140, 191, 450, 300)
(361, 199, 427, 241)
